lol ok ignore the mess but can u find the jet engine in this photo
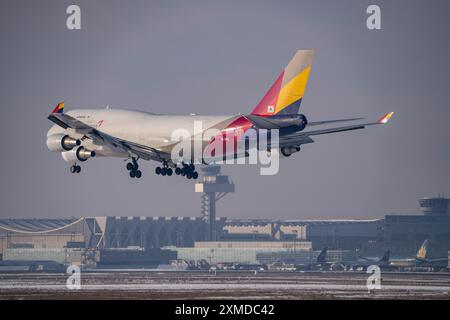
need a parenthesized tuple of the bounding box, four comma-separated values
(280, 145, 300, 157)
(61, 146, 96, 162)
(47, 134, 81, 152)
(246, 114, 308, 130)
(269, 114, 307, 130)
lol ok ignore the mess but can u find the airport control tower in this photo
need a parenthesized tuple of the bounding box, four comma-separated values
(195, 166, 234, 241)
(419, 196, 450, 216)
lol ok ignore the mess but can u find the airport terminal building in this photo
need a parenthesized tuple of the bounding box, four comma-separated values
(0, 216, 224, 265)
(1, 196, 449, 267)
(223, 218, 383, 251)
(384, 197, 450, 258)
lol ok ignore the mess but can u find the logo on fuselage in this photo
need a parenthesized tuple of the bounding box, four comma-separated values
(267, 105, 275, 113)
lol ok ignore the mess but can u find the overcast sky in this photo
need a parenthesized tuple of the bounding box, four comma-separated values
(0, 0, 449, 220)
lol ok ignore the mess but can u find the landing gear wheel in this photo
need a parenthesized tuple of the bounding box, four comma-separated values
(175, 167, 181, 175)
(155, 167, 161, 175)
(161, 167, 167, 176)
(127, 157, 140, 178)
(167, 168, 173, 176)
(186, 172, 193, 179)
(192, 171, 198, 179)
(70, 165, 81, 173)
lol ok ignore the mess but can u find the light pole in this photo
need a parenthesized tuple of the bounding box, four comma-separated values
(293, 230, 298, 253)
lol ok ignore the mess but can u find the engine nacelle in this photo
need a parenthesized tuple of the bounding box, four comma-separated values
(268, 114, 308, 130)
(247, 114, 308, 130)
(47, 134, 81, 152)
(280, 145, 301, 157)
(61, 147, 96, 163)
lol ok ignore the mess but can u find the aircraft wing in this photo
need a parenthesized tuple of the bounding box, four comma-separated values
(357, 256, 374, 262)
(423, 257, 449, 263)
(279, 112, 394, 148)
(306, 117, 364, 126)
(48, 113, 167, 161)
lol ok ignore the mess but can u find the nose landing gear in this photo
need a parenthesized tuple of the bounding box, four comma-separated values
(70, 165, 81, 173)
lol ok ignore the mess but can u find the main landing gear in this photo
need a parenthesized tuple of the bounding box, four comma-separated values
(156, 162, 198, 180)
(123, 159, 199, 180)
(155, 161, 173, 176)
(126, 158, 142, 179)
(70, 164, 81, 173)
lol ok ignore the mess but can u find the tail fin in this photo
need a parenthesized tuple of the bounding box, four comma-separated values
(377, 111, 394, 124)
(317, 246, 327, 263)
(416, 239, 429, 261)
(52, 102, 65, 114)
(379, 250, 390, 263)
(251, 50, 314, 116)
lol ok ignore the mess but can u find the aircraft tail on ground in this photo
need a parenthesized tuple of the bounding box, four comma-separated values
(379, 250, 390, 263)
(416, 239, 429, 261)
(316, 247, 327, 264)
(251, 50, 314, 116)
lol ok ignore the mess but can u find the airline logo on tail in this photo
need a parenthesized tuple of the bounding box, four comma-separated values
(416, 239, 429, 261)
(317, 247, 328, 264)
(52, 102, 65, 114)
(252, 50, 314, 116)
(379, 250, 390, 263)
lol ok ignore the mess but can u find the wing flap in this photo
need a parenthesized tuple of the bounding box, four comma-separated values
(307, 117, 364, 126)
(302, 124, 367, 136)
(48, 113, 92, 131)
(279, 136, 314, 148)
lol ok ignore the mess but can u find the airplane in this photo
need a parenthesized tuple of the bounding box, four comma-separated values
(310, 246, 331, 270)
(303, 247, 351, 271)
(389, 239, 448, 269)
(268, 246, 328, 271)
(306, 247, 357, 271)
(46, 49, 394, 179)
(293, 247, 332, 271)
(348, 250, 391, 271)
(302, 248, 391, 272)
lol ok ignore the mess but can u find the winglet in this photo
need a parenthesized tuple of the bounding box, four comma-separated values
(378, 111, 394, 124)
(52, 102, 65, 114)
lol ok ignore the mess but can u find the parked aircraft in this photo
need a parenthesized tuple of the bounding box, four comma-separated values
(389, 239, 448, 269)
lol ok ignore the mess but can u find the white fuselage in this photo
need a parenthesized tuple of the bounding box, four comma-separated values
(47, 109, 240, 160)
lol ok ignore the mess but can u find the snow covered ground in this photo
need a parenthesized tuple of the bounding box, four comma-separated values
(0, 271, 449, 299)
